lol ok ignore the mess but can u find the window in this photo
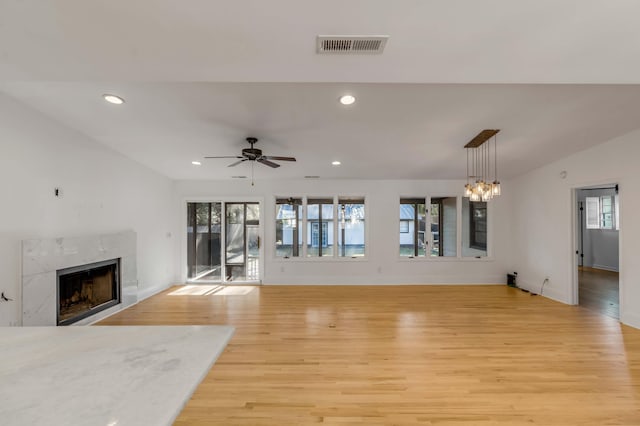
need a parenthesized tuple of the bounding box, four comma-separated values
(399, 198, 426, 257)
(615, 195, 620, 231)
(586, 195, 619, 230)
(399, 221, 410, 233)
(311, 222, 328, 247)
(469, 202, 487, 250)
(338, 198, 365, 257)
(462, 198, 488, 257)
(276, 196, 366, 259)
(307, 198, 334, 257)
(585, 197, 600, 229)
(275, 198, 302, 257)
(430, 197, 457, 257)
(601, 196, 613, 229)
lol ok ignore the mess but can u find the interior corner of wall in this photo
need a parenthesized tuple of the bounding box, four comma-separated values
(621, 311, 640, 330)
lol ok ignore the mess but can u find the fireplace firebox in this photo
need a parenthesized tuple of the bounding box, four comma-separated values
(57, 258, 121, 326)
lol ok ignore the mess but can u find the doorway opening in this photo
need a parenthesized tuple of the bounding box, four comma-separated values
(575, 184, 619, 319)
(187, 201, 261, 284)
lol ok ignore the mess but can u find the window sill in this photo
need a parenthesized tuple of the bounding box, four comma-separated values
(273, 256, 368, 262)
(398, 256, 494, 262)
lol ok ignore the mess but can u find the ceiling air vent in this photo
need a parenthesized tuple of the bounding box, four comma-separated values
(317, 35, 389, 54)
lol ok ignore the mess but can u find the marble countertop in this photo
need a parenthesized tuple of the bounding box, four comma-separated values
(0, 325, 234, 426)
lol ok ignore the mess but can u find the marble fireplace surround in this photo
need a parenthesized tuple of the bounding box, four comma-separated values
(21, 231, 138, 326)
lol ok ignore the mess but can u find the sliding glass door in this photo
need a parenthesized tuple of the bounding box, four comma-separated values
(187, 202, 222, 280)
(225, 202, 260, 282)
(187, 201, 260, 283)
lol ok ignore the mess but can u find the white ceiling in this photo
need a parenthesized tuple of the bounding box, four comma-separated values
(2, 1, 640, 181)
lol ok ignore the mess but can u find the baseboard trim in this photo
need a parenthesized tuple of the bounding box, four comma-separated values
(516, 279, 568, 304)
(591, 264, 619, 273)
(138, 283, 174, 302)
(621, 311, 640, 330)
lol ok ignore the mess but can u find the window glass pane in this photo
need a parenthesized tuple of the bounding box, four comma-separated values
(246, 203, 260, 222)
(400, 204, 415, 256)
(187, 202, 221, 280)
(307, 199, 334, 257)
(462, 198, 488, 257)
(275, 198, 302, 257)
(615, 195, 620, 230)
(322, 204, 334, 219)
(226, 204, 245, 265)
(196, 203, 216, 276)
(585, 197, 600, 229)
(417, 203, 426, 257)
(601, 196, 613, 229)
(338, 199, 365, 257)
(307, 204, 319, 220)
(430, 197, 457, 257)
(399, 199, 426, 257)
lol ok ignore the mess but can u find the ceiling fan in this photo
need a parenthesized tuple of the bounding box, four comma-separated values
(205, 137, 296, 168)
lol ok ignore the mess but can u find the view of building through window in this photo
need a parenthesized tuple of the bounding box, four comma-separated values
(275, 197, 366, 258)
(338, 198, 365, 257)
(399, 198, 426, 257)
(275, 198, 302, 257)
(430, 197, 457, 257)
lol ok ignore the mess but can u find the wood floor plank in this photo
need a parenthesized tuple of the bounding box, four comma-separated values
(579, 267, 620, 319)
(98, 285, 640, 425)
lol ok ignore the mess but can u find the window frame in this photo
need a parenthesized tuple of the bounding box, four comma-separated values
(274, 195, 367, 261)
(469, 201, 487, 251)
(399, 198, 427, 258)
(585, 195, 619, 231)
(275, 198, 302, 258)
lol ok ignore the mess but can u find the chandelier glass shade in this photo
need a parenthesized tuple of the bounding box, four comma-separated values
(464, 130, 501, 202)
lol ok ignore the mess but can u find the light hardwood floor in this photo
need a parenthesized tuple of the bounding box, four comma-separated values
(579, 266, 620, 319)
(99, 285, 640, 425)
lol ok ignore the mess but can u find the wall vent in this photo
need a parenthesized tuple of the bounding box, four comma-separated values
(317, 35, 389, 54)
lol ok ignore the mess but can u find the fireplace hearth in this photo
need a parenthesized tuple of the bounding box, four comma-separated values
(57, 259, 121, 326)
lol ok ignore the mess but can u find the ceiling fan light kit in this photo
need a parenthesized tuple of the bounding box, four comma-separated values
(464, 129, 501, 202)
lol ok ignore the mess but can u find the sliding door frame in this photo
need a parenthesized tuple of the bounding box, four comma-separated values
(182, 197, 264, 285)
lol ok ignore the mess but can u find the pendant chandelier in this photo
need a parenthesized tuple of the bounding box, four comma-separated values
(464, 129, 501, 202)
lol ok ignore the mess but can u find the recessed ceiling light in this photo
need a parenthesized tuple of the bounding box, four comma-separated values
(103, 94, 125, 105)
(332, 161, 341, 166)
(191, 161, 201, 166)
(339, 95, 355, 105)
(232, 175, 247, 179)
(304, 175, 320, 179)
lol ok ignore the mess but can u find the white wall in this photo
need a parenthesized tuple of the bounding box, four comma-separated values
(174, 179, 512, 285)
(577, 188, 619, 271)
(442, 197, 457, 257)
(509, 129, 640, 328)
(0, 93, 179, 326)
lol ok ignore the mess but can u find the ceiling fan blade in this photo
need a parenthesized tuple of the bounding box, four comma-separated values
(228, 158, 249, 167)
(263, 156, 296, 162)
(204, 155, 243, 159)
(257, 158, 280, 168)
